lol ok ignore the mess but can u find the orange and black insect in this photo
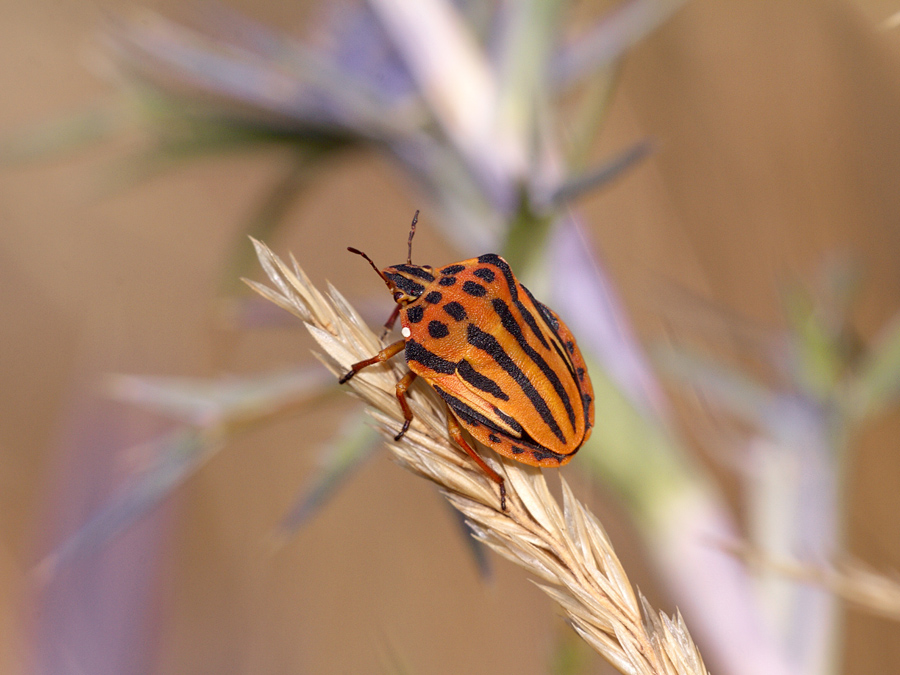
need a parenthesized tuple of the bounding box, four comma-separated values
(339, 211, 594, 510)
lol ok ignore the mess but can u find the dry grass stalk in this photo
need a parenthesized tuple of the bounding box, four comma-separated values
(246, 238, 709, 675)
(733, 544, 900, 622)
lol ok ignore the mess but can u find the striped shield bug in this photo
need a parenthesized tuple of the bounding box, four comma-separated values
(339, 211, 594, 510)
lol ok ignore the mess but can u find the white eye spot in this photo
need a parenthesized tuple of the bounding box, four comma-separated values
(401, 327, 411, 338)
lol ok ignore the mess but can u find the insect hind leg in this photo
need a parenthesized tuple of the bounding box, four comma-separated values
(445, 408, 507, 511)
(393, 370, 417, 440)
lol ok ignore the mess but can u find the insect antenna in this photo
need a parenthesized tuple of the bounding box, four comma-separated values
(407, 209, 419, 264)
(347, 247, 389, 286)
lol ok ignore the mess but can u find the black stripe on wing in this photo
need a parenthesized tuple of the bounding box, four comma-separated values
(465, 323, 566, 445)
(523, 287, 579, 385)
(491, 298, 577, 432)
(433, 385, 507, 434)
(475, 254, 551, 351)
(457, 359, 509, 401)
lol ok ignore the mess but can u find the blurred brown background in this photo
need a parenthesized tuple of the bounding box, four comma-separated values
(2, 0, 900, 673)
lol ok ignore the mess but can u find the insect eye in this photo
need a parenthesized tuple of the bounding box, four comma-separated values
(393, 292, 404, 302)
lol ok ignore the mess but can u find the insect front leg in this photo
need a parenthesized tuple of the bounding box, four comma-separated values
(445, 409, 507, 511)
(393, 370, 417, 440)
(338, 339, 406, 384)
(380, 304, 402, 339)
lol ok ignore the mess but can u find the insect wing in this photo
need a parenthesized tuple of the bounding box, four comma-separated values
(528, 297, 595, 443)
(430, 373, 572, 467)
(444, 255, 591, 458)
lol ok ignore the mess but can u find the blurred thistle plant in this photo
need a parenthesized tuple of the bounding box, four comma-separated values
(23, 2, 900, 675)
(656, 260, 900, 674)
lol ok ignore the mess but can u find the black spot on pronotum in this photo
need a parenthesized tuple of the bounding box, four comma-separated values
(406, 305, 424, 323)
(473, 267, 495, 282)
(488, 433, 501, 443)
(478, 254, 518, 301)
(443, 301, 467, 321)
(428, 320, 450, 339)
(438, 276, 457, 286)
(511, 446, 525, 455)
(463, 281, 487, 297)
(424, 291, 443, 304)
(566, 340, 575, 354)
(577, 367, 585, 382)
(440, 264, 466, 275)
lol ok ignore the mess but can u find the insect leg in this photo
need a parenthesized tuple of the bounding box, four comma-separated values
(445, 408, 507, 511)
(393, 370, 417, 440)
(380, 304, 402, 339)
(338, 339, 406, 384)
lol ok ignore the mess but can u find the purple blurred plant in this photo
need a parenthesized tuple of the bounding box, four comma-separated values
(656, 261, 900, 675)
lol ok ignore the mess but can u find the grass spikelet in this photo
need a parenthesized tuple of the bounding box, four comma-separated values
(246, 239, 710, 675)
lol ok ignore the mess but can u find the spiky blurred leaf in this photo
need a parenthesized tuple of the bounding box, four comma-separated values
(106, 365, 334, 427)
(552, 139, 654, 206)
(850, 311, 900, 420)
(549, 217, 664, 413)
(0, 105, 123, 165)
(655, 347, 772, 426)
(37, 428, 215, 580)
(220, 150, 332, 295)
(106, 11, 415, 138)
(782, 283, 845, 399)
(552, 0, 687, 89)
(279, 414, 380, 531)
